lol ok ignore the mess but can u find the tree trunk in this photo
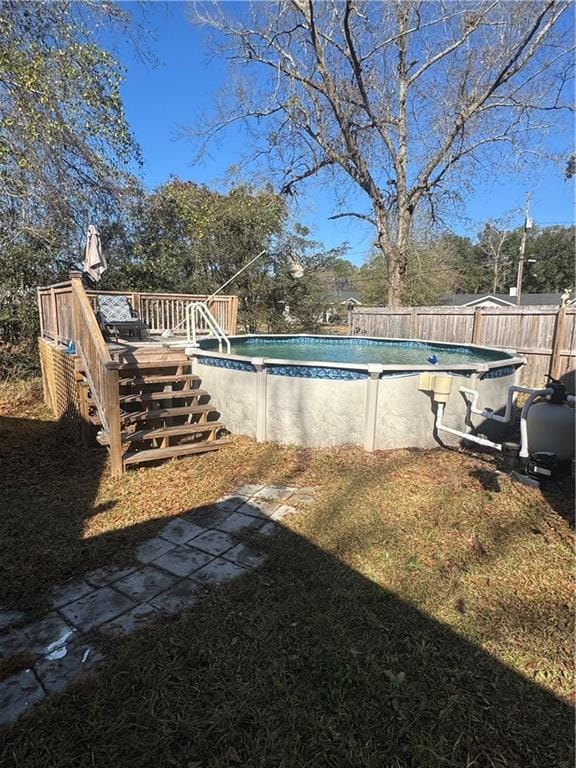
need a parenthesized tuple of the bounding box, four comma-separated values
(385, 243, 407, 308)
(373, 231, 407, 308)
(492, 255, 498, 293)
(375, 207, 410, 308)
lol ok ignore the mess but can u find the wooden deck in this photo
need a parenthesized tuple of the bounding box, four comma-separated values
(37, 274, 237, 476)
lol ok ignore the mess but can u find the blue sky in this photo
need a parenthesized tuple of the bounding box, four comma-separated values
(114, 2, 574, 266)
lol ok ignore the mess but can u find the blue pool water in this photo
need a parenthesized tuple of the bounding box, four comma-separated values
(200, 335, 511, 366)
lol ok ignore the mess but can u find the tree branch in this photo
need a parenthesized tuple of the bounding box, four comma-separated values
(328, 211, 377, 225)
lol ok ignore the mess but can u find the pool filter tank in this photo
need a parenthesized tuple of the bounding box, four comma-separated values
(526, 387, 575, 463)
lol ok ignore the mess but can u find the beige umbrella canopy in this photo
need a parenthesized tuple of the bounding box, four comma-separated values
(82, 225, 107, 282)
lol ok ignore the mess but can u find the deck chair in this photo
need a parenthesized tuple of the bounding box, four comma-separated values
(96, 295, 149, 341)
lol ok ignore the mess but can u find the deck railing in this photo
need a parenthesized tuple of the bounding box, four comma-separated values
(35, 275, 123, 475)
(85, 290, 239, 337)
(37, 278, 240, 477)
(37, 286, 239, 341)
(37, 280, 76, 345)
(69, 274, 123, 477)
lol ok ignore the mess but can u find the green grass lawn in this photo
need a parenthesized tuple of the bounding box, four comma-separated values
(0, 379, 573, 767)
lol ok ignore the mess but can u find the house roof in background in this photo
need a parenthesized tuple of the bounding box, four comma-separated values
(325, 278, 362, 305)
(441, 292, 575, 307)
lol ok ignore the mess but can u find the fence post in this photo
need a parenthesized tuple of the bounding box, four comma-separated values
(68, 271, 83, 343)
(50, 286, 59, 342)
(229, 296, 239, 335)
(37, 288, 44, 338)
(409, 309, 418, 338)
(471, 307, 484, 344)
(550, 305, 567, 381)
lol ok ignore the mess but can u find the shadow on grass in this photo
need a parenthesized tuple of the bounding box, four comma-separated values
(0, 411, 108, 612)
(0, 408, 572, 766)
(0, 497, 572, 768)
(469, 460, 575, 527)
(539, 472, 575, 528)
(469, 466, 502, 492)
(0, 405, 318, 614)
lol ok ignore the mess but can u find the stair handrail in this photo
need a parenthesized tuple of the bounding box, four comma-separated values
(186, 301, 231, 353)
(69, 272, 123, 477)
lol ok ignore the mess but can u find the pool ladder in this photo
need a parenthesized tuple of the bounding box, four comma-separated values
(186, 302, 231, 354)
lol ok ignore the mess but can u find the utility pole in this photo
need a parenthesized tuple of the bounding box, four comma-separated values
(515, 193, 532, 305)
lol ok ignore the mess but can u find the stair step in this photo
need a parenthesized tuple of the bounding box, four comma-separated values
(123, 438, 232, 467)
(120, 404, 217, 426)
(97, 421, 224, 446)
(119, 389, 207, 404)
(118, 374, 200, 386)
(118, 359, 189, 370)
(124, 421, 223, 444)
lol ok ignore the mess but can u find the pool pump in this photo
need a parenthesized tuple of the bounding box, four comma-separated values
(420, 373, 576, 486)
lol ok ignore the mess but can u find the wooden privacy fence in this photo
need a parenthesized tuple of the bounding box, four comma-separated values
(349, 305, 576, 388)
(37, 285, 239, 343)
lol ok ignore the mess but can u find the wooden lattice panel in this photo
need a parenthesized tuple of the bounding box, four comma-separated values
(38, 337, 81, 441)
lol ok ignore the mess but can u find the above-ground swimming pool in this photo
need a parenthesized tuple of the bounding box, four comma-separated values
(186, 335, 525, 451)
(212, 335, 511, 367)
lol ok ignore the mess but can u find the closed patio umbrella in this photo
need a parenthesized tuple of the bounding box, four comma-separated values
(82, 225, 107, 282)
(288, 252, 305, 279)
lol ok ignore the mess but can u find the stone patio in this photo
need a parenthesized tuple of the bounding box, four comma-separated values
(0, 484, 316, 727)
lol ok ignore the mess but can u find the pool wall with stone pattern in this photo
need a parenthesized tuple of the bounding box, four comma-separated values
(188, 335, 525, 451)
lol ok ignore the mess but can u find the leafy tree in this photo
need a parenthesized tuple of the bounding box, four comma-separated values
(500, 224, 575, 295)
(0, 228, 77, 375)
(266, 225, 347, 331)
(100, 179, 346, 331)
(101, 180, 342, 332)
(191, 0, 573, 306)
(354, 222, 575, 307)
(442, 234, 486, 294)
(105, 178, 287, 298)
(330, 258, 359, 279)
(0, 1, 140, 251)
(0, 1, 142, 369)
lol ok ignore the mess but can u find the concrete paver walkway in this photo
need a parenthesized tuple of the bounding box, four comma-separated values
(0, 484, 316, 727)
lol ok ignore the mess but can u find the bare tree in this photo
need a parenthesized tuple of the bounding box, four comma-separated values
(477, 213, 516, 293)
(189, 0, 573, 306)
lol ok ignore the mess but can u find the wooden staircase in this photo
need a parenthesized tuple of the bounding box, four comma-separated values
(81, 354, 231, 471)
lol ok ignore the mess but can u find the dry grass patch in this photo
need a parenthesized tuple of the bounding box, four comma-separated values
(0, 379, 573, 767)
